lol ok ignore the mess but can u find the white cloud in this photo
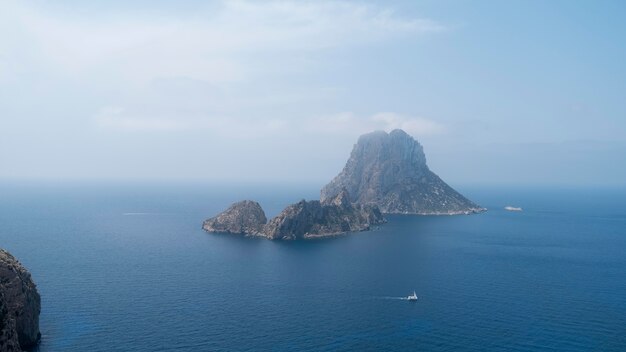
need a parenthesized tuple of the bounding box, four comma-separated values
(4, 0, 445, 83)
(370, 112, 444, 135)
(4, 0, 448, 131)
(93, 106, 291, 138)
(1, 1, 449, 181)
(304, 112, 445, 137)
(50, 1, 447, 139)
(94, 107, 191, 132)
(95, 107, 444, 139)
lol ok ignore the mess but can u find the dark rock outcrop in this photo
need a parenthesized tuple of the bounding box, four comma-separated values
(321, 129, 485, 215)
(264, 190, 385, 240)
(203, 191, 385, 240)
(0, 249, 41, 351)
(202, 200, 267, 236)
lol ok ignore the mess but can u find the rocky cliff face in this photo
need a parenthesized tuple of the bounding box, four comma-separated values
(0, 290, 21, 352)
(0, 249, 41, 351)
(321, 129, 484, 215)
(203, 191, 385, 240)
(202, 200, 267, 236)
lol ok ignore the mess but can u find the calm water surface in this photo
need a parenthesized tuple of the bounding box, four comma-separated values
(0, 183, 625, 351)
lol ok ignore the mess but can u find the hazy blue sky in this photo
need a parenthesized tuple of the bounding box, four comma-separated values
(1, 0, 625, 186)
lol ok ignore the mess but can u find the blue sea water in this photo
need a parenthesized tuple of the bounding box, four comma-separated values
(0, 182, 625, 351)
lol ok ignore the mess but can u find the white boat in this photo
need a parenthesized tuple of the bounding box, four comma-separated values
(504, 206, 523, 212)
(407, 291, 418, 301)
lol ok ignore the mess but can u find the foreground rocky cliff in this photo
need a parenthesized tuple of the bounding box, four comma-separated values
(0, 291, 20, 352)
(0, 249, 40, 351)
(203, 190, 385, 240)
(321, 129, 484, 215)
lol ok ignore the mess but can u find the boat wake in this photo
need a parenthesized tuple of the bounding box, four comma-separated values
(376, 296, 411, 301)
(374, 291, 418, 301)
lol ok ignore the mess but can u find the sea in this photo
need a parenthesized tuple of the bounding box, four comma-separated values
(0, 182, 625, 351)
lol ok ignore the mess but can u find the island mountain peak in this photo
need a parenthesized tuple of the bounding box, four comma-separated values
(321, 129, 484, 215)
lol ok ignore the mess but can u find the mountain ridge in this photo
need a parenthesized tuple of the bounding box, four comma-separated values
(203, 190, 386, 240)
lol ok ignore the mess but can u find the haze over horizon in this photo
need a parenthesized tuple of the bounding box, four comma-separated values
(2, 0, 626, 186)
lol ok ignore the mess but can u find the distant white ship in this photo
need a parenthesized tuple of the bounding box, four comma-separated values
(504, 206, 523, 212)
(407, 291, 418, 301)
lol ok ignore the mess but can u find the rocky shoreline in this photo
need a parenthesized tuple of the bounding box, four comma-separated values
(386, 208, 486, 216)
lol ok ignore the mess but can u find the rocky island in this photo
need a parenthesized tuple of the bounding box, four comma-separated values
(202, 200, 267, 236)
(203, 190, 385, 240)
(321, 129, 485, 215)
(0, 249, 40, 352)
(203, 129, 483, 240)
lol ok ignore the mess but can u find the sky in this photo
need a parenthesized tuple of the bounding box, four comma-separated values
(1, 0, 625, 186)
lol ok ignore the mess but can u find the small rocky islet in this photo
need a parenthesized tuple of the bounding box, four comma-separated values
(0, 249, 41, 352)
(203, 189, 385, 240)
(204, 129, 485, 240)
